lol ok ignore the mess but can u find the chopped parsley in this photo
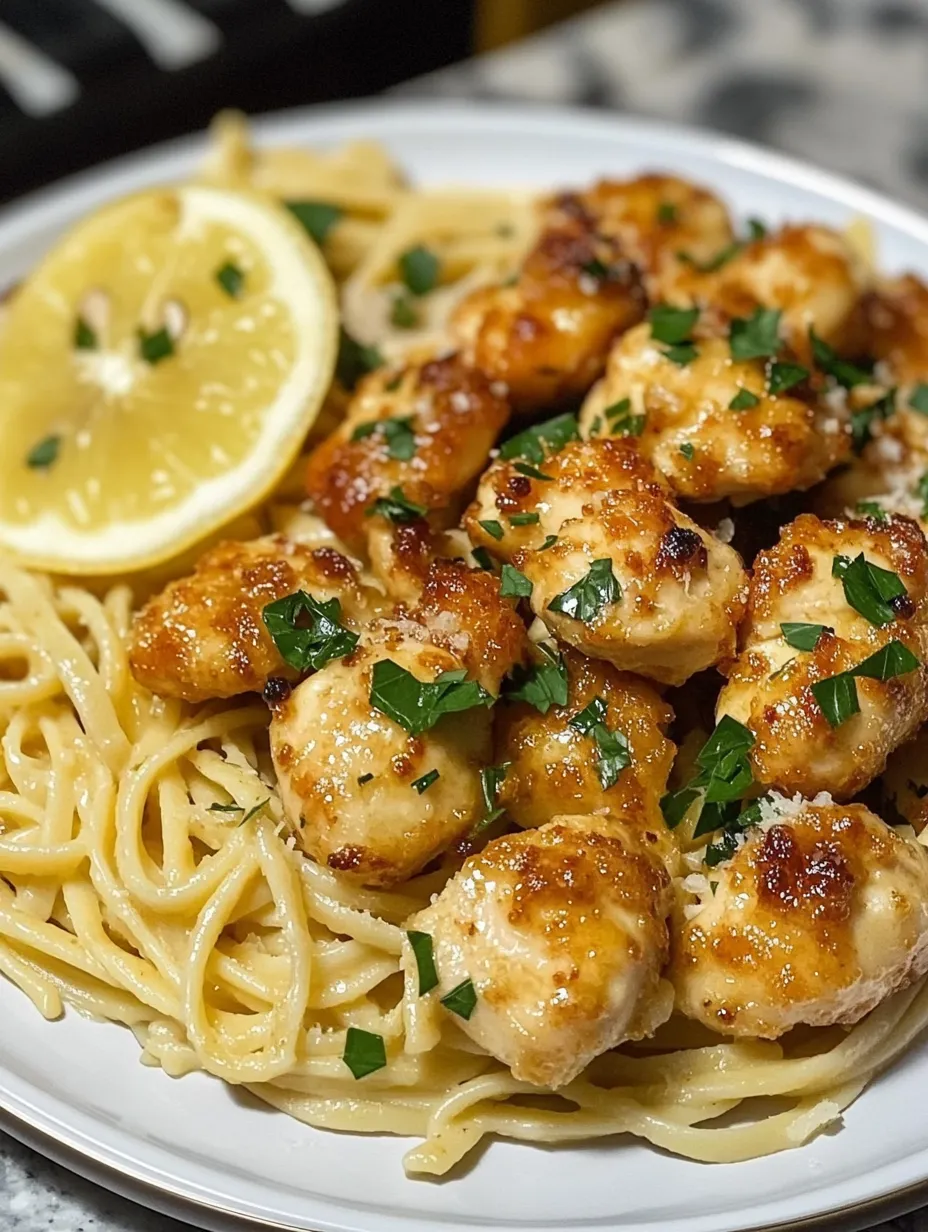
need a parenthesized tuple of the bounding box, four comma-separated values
(649, 304, 699, 345)
(607, 403, 646, 436)
(351, 415, 417, 460)
(832, 553, 908, 628)
(809, 329, 872, 388)
(336, 327, 383, 389)
(476, 762, 511, 831)
(660, 715, 756, 839)
(399, 245, 440, 296)
(855, 501, 889, 522)
(471, 546, 495, 571)
(500, 565, 533, 598)
(510, 512, 540, 526)
(503, 643, 569, 713)
(729, 388, 760, 411)
(657, 201, 678, 224)
(539, 534, 558, 550)
(286, 200, 343, 245)
(215, 261, 245, 298)
(26, 435, 61, 470)
(679, 442, 695, 461)
(499, 412, 579, 464)
(478, 519, 504, 540)
(369, 661, 493, 735)
(411, 769, 440, 794)
(342, 1027, 387, 1080)
(548, 558, 621, 622)
(74, 315, 97, 350)
(910, 384, 928, 416)
(513, 461, 554, 481)
(850, 387, 896, 453)
(780, 622, 829, 651)
(812, 639, 920, 727)
(366, 486, 428, 523)
(262, 591, 359, 672)
(664, 342, 700, 366)
(241, 799, 270, 825)
(407, 930, 439, 996)
(137, 326, 174, 365)
(747, 218, 767, 240)
(729, 307, 781, 361)
(440, 978, 477, 1020)
(768, 361, 809, 395)
(569, 695, 630, 789)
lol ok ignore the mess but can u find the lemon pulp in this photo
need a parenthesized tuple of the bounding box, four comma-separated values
(0, 185, 337, 574)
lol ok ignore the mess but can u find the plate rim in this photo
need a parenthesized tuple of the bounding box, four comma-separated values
(3, 97, 928, 1232)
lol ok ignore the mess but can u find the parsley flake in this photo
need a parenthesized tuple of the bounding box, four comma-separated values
(366, 486, 428, 523)
(811, 640, 920, 727)
(664, 342, 700, 366)
(729, 388, 760, 411)
(411, 769, 440, 794)
(657, 201, 678, 224)
(26, 435, 61, 470)
(833, 553, 908, 627)
(499, 413, 579, 464)
(390, 293, 418, 329)
(569, 696, 629, 788)
(910, 384, 928, 416)
(850, 387, 896, 453)
(513, 461, 553, 481)
(855, 501, 889, 522)
(660, 716, 756, 838)
(370, 661, 493, 736)
(510, 512, 540, 526)
(729, 307, 781, 361)
(479, 519, 504, 540)
(343, 1027, 386, 1080)
(500, 565, 532, 598)
(649, 304, 699, 345)
(400, 245, 440, 296)
(137, 326, 174, 365)
(810, 330, 872, 388)
(262, 591, 359, 673)
(215, 261, 245, 298)
(351, 416, 416, 460)
(780, 621, 829, 651)
(336, 327, 383, 390)
(471, 546, 495, 571)
(768, 361, 809, 396)
(74, 315, 97, 350)
(548, 558, 621, 622)
(440, 978, 477, 1020)
(503, 643, 569, 713)
(679, 442, 695, 461)
(476, 762, 511, 831)
(286, 200, 343, 245)
(407, 930, 439, 996)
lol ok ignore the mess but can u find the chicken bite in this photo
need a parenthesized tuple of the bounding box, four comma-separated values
(452, 175, 732, 411)
(672, 800, 928, 1038)
(580, 324, 850, 504)
(414, 814, 674, 1087)
(681, 224, 868, 360)
(494, 648, 678, 869)
(128, 536, 377, 703)
(304, 353, 509, 553)
(269, 563, 528, 885)
(466, 437, 746, 686)
(717, 513, 928, 799)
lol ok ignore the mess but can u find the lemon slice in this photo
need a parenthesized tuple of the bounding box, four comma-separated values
(0, 185, 337, 574)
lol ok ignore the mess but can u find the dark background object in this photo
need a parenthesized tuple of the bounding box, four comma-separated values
(0, 0, 476, 204)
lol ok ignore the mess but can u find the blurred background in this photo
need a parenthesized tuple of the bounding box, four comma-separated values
(6, 0, 928, 212)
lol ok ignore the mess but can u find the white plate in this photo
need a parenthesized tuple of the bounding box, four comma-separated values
(3, 100, 928, 1232)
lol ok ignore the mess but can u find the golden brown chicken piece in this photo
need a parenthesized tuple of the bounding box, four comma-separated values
(717, 513, 928, 799)
(269, 562, 528, 885)
(818, 276, 928, 526)
(680, 224, 868, 360)
(414, 814, 674, 1087)
(494, 648, 677, 868)
(304, 353, 509, 553)
(673, 800, 928, 1038)
(128, 536, 377, 704)
(580, 324, 851, 504)
(452, 175, 733, 411)
(465, 437, 747, 686)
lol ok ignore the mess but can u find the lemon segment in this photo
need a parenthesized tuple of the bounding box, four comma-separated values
(0, 185, 337, 574)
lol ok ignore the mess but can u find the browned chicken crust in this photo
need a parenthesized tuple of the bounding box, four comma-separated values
(128, 535, 376, 703)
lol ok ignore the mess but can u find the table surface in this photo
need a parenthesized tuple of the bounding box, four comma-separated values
(4, 0, 928, 1228)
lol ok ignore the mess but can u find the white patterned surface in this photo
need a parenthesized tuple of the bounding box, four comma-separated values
(4, 2, 928, 1227)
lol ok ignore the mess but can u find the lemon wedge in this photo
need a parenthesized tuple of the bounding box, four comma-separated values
(0, 185, 337, 574)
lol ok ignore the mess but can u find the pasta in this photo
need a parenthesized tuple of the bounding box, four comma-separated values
(1, 113, 928, 1181)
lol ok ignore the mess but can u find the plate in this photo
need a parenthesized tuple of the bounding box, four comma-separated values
(3, 100, 928, 1232)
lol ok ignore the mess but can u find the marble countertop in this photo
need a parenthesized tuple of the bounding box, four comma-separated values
(5, 0, 928, 1228)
